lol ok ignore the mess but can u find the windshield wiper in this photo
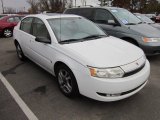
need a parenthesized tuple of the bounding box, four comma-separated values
(59, 35, 108, 44)
(59, 39, 83, 44)
(125, 23, 137, 25)
(138, 22, 143, 24)
(82, 34, 108, 40)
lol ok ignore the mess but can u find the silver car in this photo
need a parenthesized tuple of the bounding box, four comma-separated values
(64, 7, 160, 56)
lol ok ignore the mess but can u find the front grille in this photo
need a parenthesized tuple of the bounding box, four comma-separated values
(123, 63, 145, 77)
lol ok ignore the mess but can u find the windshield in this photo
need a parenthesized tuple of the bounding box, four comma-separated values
(111, 9, 141, 25)
(47, 17, 106, 43)
(136, 14, 154, 24)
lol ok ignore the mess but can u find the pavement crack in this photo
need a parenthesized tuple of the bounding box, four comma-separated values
(2, 63, 24, 76)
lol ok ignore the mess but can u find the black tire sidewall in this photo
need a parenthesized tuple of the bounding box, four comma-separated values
(56, 64, 79, 98)
(15, 43, 25, 61)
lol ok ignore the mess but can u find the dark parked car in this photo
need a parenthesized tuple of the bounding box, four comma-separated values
(134, 13, 160, 30)
(154, 15, 160, 23)
(0, 15, 24, 37)
(64, 7, 160, 55)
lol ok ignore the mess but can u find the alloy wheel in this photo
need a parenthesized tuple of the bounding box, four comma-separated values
(58, 69, 72, 94)
(4, 29, 12, 37)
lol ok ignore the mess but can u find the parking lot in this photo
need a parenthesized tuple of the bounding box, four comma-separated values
(0, 37, 160, 120)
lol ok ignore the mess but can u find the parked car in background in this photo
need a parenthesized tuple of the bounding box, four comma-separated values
(134, 13, 160, 30)
(145, 14, 156, 21)
(14, 14, 150, 102)
(64, 7, 160, 56)
(0, 14, 7, 18)
(0, 15, 24, 37)
(154, 15, 160, 23)
(145, 13, 156, 18)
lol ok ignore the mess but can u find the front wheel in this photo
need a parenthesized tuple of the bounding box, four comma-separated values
(3, 29, 12, 37)
(56, 64, 79, 98)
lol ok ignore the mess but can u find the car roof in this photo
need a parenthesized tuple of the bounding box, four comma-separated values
(24, 14, 81, 20)
(65, 6, 123, 11)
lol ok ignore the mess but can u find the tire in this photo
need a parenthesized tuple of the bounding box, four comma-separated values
(3, 29, 12, 38)
(56, 64, 79, 98)
(15, 42, 25, 61)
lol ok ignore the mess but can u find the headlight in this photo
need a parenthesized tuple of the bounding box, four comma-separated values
(143, 37, 160, 43)
(89, 67, 124, 78)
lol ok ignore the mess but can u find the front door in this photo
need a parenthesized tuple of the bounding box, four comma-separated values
(93, 9, 121, 37)
(29, 18, 53, 72)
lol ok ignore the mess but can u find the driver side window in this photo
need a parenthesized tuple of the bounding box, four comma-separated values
(32, 18, 50, 40)
(94, 9, 115, 24)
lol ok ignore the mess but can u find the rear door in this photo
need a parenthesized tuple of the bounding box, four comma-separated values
(19, 17, 33, 56)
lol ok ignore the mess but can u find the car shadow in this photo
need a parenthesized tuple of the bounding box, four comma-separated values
(147, 55, 160, 63)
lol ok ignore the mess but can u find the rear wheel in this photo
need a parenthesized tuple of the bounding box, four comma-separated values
(3, 29, 12, 37)
(56, 64, 79, 98)
(15, 42, 25, 61)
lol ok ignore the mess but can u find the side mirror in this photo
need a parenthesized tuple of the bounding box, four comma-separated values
(35, 37, 51, 44)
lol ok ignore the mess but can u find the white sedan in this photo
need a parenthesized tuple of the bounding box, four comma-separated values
(13, 14, 150, 102)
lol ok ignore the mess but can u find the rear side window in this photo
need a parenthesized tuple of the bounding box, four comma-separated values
(94, 9, 115, 24)
(65, 8, 94, 20)
(14, 17, 21, 22)
(20, 17, 33, 34)
(7, 17, 14, 22)
(32, 18, 50, 39)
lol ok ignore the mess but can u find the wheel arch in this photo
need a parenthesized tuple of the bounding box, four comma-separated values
(121, 37, 139, 46)
(54, 61, 73, 77)
(14, 39, 19, 45)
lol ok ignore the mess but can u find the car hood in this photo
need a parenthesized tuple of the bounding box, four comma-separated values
(129, 24, 160, 37)
(63, 36, 144, 68)
(150, 23, 160, 30)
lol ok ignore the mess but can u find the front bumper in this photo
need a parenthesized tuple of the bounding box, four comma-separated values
(74, 60, 150, 102)
(140, 42, 160, 56)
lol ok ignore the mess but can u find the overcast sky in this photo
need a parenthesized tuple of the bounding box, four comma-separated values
(0, 0, 100, 13)
(0, 0, 30, 13)
(0, 0, 160, 13)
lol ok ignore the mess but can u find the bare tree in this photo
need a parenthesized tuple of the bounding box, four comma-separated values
(98, 0, 111, 6)
(27, 0, 39, 13)
(0, 0, 4, 13)
(5, 7, 16, 14)
(27, 0, 70, 13)
(39, 0, 50, 12)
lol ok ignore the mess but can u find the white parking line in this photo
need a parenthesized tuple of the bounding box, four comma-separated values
(0, 73, 39, 120)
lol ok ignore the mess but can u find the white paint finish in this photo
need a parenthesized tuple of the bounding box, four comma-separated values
(0, 73, 39, 120)
(13, 14, 150, 101)
(64, 36, 144, 67)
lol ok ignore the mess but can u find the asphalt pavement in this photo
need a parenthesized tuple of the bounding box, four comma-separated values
(0, 37, 160, 120)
